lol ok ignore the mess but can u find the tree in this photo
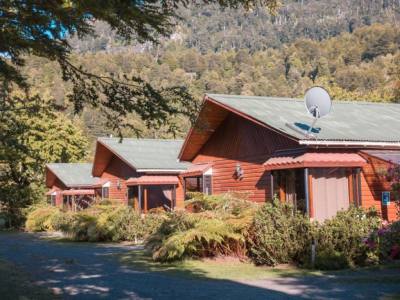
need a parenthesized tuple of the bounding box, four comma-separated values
(0, 96, 88, 224)
(0, 0, 278, 136)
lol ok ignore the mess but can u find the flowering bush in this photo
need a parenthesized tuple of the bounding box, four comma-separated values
(365, 220, 400, 263)
(386, 164, 400, 217)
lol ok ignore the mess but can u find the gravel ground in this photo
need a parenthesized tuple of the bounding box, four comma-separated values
(0, 232, 399, 300)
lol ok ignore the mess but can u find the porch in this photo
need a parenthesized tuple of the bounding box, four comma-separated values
(264, 150, 367, 221)
(180, 163, 213, 199)
(61, 189, 96, 211)
(126, 176, 179, 213)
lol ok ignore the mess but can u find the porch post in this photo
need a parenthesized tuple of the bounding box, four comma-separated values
(144, 186, 148, 213)
(304, 168, 310, 217)
(270, 171, 274, 201)
(138, 185, 142, 213)
(356, 168, 362, 207)
(172, 185, 176, 210)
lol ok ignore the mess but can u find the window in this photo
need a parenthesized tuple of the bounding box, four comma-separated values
(102, 187, 109, 199)
(50, 194, 56, 206)
(203, 175, 212, 195)
(184, 175, 213, 199)
(184, 176, 202, 199)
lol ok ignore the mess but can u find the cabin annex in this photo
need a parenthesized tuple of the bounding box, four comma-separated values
(46, 139, 190, 212)
(179, 94, 400, 221)
(45, 163, 98, 210)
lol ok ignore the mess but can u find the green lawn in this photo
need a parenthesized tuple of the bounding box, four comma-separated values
(118, 250, 321, 281)
(0, 259, 56, 300)
(118, 249, 400, 284)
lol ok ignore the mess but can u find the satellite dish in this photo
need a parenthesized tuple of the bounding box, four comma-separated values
(304, 86, 332, 134)
(305, 86, 332, 118)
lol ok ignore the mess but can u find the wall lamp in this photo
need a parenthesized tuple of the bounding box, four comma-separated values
(235, 163, 244, 180)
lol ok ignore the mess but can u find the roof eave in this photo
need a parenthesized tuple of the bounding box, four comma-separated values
(96, 139, 138, 172)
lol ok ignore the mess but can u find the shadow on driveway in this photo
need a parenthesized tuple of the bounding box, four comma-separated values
(0, 232, 399, 300)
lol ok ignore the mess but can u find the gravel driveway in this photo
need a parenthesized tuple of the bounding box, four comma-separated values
(0, 232, 399, 300)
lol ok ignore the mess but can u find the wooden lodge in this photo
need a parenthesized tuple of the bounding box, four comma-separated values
(46, 94, 400, 221)
(46, 139, 189, 212)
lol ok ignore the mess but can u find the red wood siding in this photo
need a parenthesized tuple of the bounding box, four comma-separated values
(100, 154, 137, 204)
(192, 113, 299, 203)
(361, 154, 398, 221)
(50, 178, 66, 206)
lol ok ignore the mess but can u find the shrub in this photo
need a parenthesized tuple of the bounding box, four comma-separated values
(314, 206, 381, 269)
(58, 205, 146, 242)
(95, 206, 144, 242)
(248, 200, 312, 266)
(314, 249, 349, 270)
(146, 193, 256, 262)
(185, 192, 254, 214)
(25, 205, 60, 232)
(142, 212, 168, 237)
(147, 211, 247, 262)
(367, 220, 400, 262)
(49, 210, 74, 232)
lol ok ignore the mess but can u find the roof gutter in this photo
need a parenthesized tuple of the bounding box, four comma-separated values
(137, 169, 185, 174)
(299, 140, 400, 148)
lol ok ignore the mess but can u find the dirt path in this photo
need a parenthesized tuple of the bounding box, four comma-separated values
(0, 232, 399, 300)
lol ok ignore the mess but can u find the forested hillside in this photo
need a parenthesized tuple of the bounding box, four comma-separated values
(69, 0, 400, 53)
(23, 24, 400, 139)
(22, 0, 400, 140)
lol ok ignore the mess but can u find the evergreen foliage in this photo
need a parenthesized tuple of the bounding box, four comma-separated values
(26, 203, 167, 242)
(248, 200, 312, 266)
(146, 193, 257, 261)
(313, 207, 381, 269)
(0, 98, 88, 226)
(25, 205, 60, 232)
(20, 23, 400, 139)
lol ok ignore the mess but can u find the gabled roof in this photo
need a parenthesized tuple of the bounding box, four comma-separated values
(206, 94, 400, 143)
(46, 163, 97, 188)
(179, 94, 400, 161)
(96, 138, 190, 173)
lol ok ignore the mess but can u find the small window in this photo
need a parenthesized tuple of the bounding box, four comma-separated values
(50, 194, 56, 206)
(203, 175, 212, 195)
(102, 187, 109, 199)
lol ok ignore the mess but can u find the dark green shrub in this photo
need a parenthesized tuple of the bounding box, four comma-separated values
(25, 205, 60, 232)
(314, 249, 349, 270)
(314, 206, 381, 268)
(248, 200, 312, 266)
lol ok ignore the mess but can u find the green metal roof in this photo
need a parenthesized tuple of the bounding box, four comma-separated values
(47, 163, 97, 187)
(99, 138, 190, 170)
(207, 94, 400, 143)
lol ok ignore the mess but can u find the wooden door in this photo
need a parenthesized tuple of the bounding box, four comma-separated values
(311, 168, 350, 222)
